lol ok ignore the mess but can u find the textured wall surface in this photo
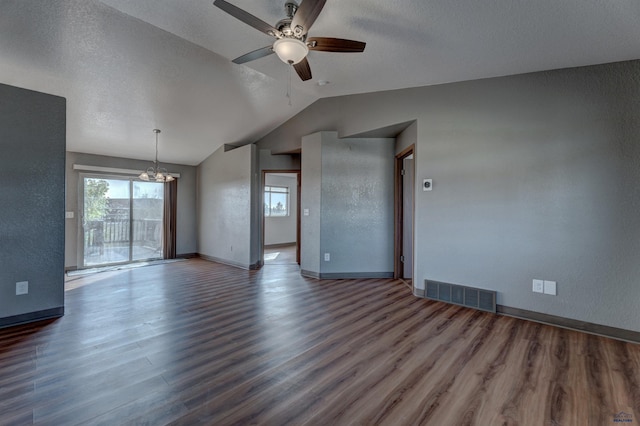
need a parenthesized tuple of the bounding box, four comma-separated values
(320, 134, 395, 275)
(256, 60, 640, 332)
(64, 152, 197, 268)
(300, 133, 322, 274)
(0, 83, 65, 319)
(197, 144, 254, 268)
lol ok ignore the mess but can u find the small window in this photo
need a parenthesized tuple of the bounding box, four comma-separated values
(264, 185, 289, 217)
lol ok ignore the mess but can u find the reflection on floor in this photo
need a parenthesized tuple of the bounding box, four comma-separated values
(67, 258, 185, 277)
(264, 243, 297, 265)
(84, 244, 162, 266)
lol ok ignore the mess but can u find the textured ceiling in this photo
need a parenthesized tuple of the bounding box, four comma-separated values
(1, 0, 639, 165)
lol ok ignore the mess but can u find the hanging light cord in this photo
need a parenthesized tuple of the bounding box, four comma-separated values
(154, 131, 159, 169)
(287, 63, 292, 107)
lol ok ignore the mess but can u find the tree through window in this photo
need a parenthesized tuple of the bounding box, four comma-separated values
(264, 185, 289, 217)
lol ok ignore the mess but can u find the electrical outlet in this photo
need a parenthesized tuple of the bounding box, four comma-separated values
(16, 281, 28, 295)
(532, 279, 544, 293)
(65, 211, 74, 219)
(544, 280, 557, 295)
(324, 253, 330, 261)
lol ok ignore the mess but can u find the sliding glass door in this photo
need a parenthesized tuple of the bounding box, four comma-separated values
(82, 176, 164, 267)
(132, 181, 164, 261)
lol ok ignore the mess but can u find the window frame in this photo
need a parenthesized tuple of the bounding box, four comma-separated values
(264, 185, 290, 217)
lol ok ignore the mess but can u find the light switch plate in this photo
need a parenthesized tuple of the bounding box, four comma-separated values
(16, 281, 28, 295)
(544, 280, 557, 295)
(532, 279, 544, 293)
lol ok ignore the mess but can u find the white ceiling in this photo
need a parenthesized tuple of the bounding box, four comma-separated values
(1, 0, 639, 165)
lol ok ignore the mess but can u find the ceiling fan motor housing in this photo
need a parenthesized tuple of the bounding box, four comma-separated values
(276, 18, 294, 37)
(284, 1, 298, 18)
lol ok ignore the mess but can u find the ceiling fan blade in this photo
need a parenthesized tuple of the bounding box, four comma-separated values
(307, 37, 366, 53)
(232, 46, 274, 64)
(290, 0, 327, 36)
(213, 0, 282, 38)
(293, 57, 312, 81)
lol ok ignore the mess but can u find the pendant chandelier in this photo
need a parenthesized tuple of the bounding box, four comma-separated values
(139, 129, 174, 183)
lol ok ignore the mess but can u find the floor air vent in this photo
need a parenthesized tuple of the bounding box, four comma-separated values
(425, 280, 496, 313)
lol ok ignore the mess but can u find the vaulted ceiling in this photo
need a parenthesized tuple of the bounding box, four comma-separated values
(1, 0, 639, 165)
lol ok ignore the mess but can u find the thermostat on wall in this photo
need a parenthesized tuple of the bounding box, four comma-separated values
(423, 179, 433, 191)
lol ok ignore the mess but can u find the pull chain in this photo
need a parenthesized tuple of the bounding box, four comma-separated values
(286, 63, 292, 107)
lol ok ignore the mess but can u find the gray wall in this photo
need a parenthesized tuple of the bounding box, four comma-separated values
(257, 60, 640, 332)
(264, 174, 297, 246)
(396, 121, 417, 155)
(259, 149, 301, 171)
(299, 132, 394, 277)
(300, 133, 322, 274)
(197, 144, 258, 269)
(0, 84, 65, 322)
(65, 152, 197, 269)
(319, 133, 395, 276)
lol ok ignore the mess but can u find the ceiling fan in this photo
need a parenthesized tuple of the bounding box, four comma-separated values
(213, 0, 366, 81)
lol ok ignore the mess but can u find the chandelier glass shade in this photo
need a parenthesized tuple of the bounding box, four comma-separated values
(273, 38, 308, 64)
(139, 129, 174, 183)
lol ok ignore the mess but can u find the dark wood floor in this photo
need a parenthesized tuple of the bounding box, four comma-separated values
(1, 259, 638, 425)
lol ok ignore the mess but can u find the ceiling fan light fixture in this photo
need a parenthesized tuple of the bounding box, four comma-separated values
(273, 38, 308, 64)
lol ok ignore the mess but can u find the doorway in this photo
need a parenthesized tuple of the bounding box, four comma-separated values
(262, 171, 300, 265)
(81, 175, 164, 267)
(395, 146, 415, 283)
